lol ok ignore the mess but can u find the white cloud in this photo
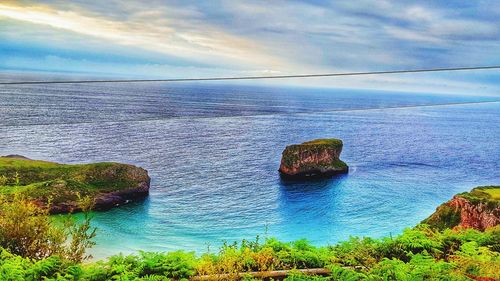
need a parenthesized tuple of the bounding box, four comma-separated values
(0, 3, 289, 71)
(1, 0, 499, 95)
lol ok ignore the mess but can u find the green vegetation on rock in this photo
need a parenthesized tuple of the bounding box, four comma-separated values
(0, 156, 150, 213)
(301, 139, 343, 147)
(423, 186, 500, 231)
(457, 186, 500, 209)
(423, 205, 462, 231)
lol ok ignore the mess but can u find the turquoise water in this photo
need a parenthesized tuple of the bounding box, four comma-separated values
(1, 79, 499, 258)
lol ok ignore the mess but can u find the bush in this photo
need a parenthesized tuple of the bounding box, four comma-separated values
(0, 216, 499, 280)
(0, 194, 96, 262)
(138, 251, 196, 278)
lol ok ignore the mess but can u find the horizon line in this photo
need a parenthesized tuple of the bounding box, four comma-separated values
(1, 65, 500, 85)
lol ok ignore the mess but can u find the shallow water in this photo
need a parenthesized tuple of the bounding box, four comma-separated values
(1, 79, 499, 258)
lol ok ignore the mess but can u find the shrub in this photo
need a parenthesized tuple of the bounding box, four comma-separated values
(138, 251, 196, 278)
(0, 194, 96, 262)
(0, 221, 498, 280)
(329, 237, 380, 268)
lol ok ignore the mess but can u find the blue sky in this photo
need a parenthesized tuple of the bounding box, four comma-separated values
(1, 0, 499, 95)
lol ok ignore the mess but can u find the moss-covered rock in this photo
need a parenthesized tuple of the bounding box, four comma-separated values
(423, 186, 499, 231)
(279, 138, 348, 179)
(0, 155, 150, 213)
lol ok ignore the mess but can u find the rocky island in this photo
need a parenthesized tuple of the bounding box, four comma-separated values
(279, 138, 348, 179)
(423, 185, 499, 231)
(0, 155, 150, 213)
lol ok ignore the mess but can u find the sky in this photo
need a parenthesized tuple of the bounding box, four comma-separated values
(1, 0, 500, 95)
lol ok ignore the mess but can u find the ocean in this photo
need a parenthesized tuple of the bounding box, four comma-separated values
(1, 76, 499, 258)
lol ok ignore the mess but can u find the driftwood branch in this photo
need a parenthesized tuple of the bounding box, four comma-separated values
(190, 268, 331, 280)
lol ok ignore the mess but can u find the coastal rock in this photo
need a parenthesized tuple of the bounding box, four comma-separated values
(93, 180, 150, 211)
(423, 186, 499, 231)
(279, 139, 348, 179)
(0, 155, 150, 214)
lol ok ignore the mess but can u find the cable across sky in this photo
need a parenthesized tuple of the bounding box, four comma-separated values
(1, 65, 500, 85)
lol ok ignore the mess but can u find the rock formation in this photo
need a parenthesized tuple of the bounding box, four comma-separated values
(0, 155, 150, 214)
(423, 186, 499, 231)
(279, 138, 348, 179)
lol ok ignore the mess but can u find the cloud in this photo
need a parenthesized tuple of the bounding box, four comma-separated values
(0, 0, 499, 95)
(0, 2, 288, 71)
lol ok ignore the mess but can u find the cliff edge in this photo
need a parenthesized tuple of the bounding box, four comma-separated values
(0, 155, 150, 214)
(423, 186, 499, 231)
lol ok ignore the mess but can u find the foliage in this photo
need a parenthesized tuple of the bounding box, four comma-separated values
(0, 184, 498, 280)
(79, 251, 195, 280)
(457, 186, 500, 211)
(0, 194, 96, 263)
(458, 186, 500, 202)
(0, 224, 498, 280)
(422, 204, 462, 230)
(301, 139, 343, 147)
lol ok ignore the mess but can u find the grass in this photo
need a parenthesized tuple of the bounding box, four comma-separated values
(458, 186, 500, 201)
(301, 139, 343, 147)
(0, 156, 148, 207)
(456, 186, 500, 211)
(481, 188, 500, 200)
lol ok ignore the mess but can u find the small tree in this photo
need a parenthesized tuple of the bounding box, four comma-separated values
(60, 194, 97, 262)
(0, 194, 97, 262)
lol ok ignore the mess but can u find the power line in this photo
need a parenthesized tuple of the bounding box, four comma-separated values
(1, 65, 500, 85)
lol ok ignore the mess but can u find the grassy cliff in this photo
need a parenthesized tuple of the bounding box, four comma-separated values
(457, 186, 500, 206)
(423, 186, 499, 231)
(0, 155, 150, 213)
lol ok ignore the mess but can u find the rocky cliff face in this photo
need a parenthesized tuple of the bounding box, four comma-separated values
(423, 186, 499, 231)
(0, 156, 150, 214)
(279, 139, 348, 179)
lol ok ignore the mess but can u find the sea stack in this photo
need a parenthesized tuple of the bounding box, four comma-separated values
(279, 138, 348, 179)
